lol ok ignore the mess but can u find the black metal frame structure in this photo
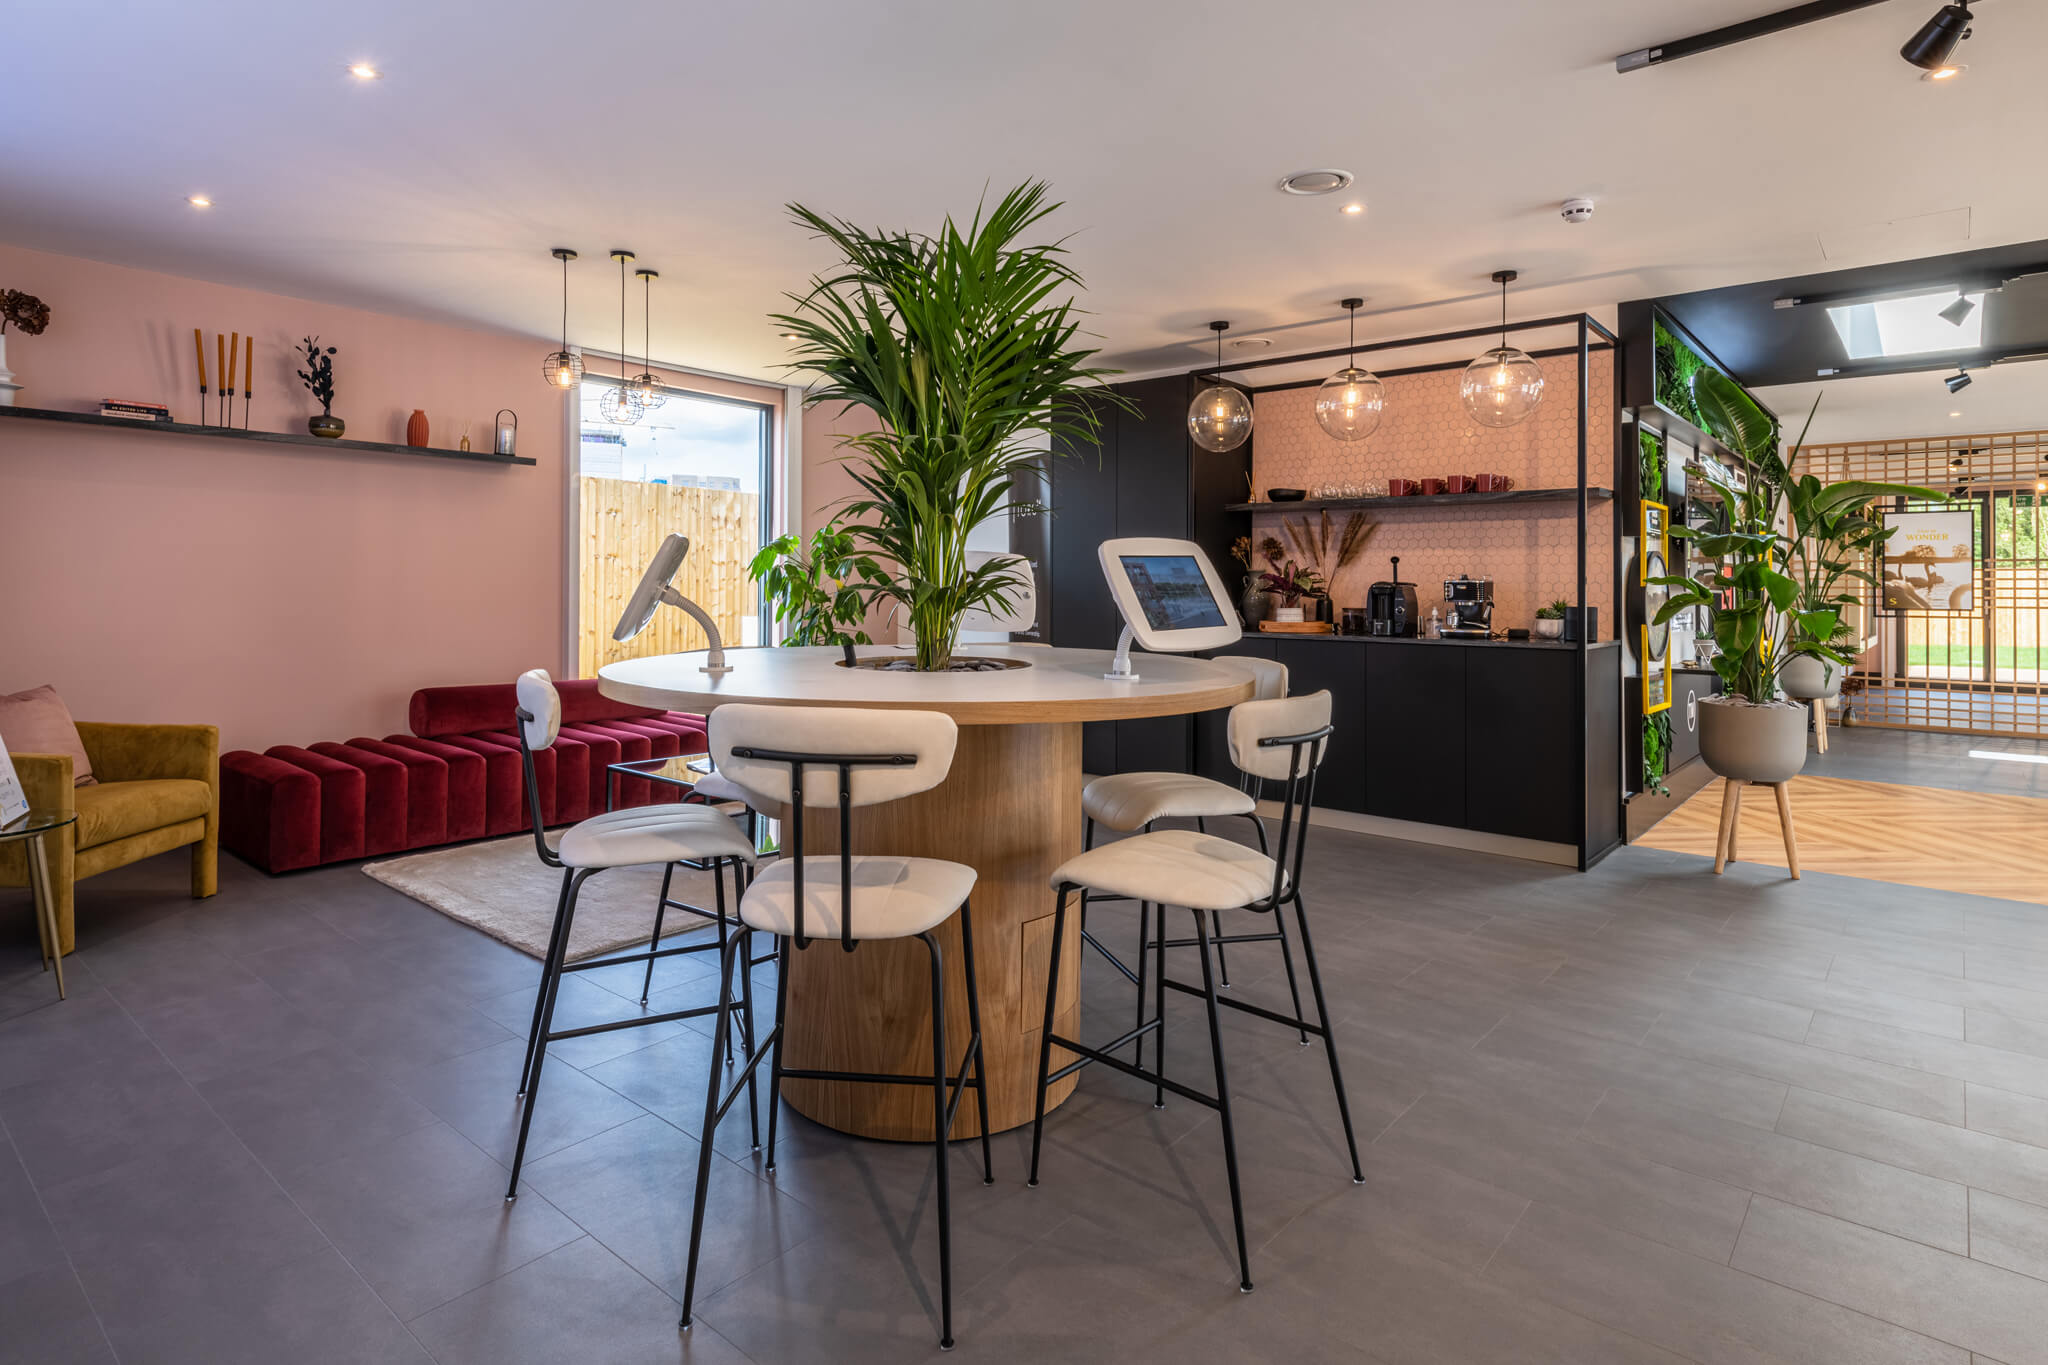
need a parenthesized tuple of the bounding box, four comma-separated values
(1027, 720, 1364, 1294)
(1192, 311, 1626, 869)
(676, 744, 992, 1352)
(505, 709, 755, 1200)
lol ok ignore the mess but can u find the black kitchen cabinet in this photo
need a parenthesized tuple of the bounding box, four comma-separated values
(1669, 669, 1720, 772)
(1466, 648, 1578, 844)
(1364, 646, 1465, 826)
(1276, 640, 1369, 814)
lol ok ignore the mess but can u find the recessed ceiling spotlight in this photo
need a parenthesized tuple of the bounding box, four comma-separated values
(1229, 336, 1273, 351)
(1339, 202, 1365, 216)
(187, 194, 212, 208)
(1951, 410, 1964, 418)
(1279, 169, 1354, 197)
(348, 62, 382, 80)
(1922, 64, 1966, 80)
(779, 331, 802, 341)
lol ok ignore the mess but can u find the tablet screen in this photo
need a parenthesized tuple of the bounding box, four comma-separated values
(1119, 555, 1228, 631)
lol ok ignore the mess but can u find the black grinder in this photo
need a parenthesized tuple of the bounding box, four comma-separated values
(1366, 556, 1420, 637)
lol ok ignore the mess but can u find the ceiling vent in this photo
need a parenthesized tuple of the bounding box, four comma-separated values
(1278, 169, 1355, 197)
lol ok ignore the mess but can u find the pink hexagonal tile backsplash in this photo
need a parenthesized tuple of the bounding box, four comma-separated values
(1245, 354, 1615, 632)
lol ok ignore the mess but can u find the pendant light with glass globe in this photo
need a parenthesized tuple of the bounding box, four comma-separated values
(540, 248, 584, 390)
(1187, 321, 1252, 453)
(1460, 270, 1545, 428)
(629, 267, 667, 412)
(596, 250, 644, 425)
(1315, 297, 1385, 441)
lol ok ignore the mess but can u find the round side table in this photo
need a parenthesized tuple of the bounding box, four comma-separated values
(3, 809, 76, 1000)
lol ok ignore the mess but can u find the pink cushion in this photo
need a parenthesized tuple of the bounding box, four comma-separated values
(0, 684, 96, 786)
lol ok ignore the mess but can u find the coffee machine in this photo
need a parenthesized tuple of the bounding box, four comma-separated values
(1441, 574, 1494, 638)
(1366, 556, 1420, 637)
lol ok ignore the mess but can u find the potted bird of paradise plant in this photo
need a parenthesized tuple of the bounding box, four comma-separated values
(774, 182, 1129, 670)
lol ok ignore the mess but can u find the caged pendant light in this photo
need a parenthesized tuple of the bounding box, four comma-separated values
(1460, 270, 1545, 429)
(1314, 297, 1385, 441)
(1187, 321, 1252, 453)
(540, 248, 584, 389)
(597, 250, 644, 425)
(629, 267, 666, 411)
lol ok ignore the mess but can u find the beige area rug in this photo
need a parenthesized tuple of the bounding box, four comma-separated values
(363, 836, 739, 961)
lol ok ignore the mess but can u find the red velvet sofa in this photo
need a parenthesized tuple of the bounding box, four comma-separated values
(219, 679, 708, 873)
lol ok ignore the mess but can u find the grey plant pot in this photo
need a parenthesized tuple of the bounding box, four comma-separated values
(1779, 654, 1841, 701)
(1698, 697, 1809, 785)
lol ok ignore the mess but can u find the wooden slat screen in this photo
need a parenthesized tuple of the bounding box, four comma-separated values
(577, 476, 760, 679)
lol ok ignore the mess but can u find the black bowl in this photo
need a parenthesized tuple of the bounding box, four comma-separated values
(1266, 488, 1307, 502)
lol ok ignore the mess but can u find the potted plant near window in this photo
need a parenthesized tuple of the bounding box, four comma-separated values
(751, 519, 883, 647)
(1651, 373, 1937, 783)
(774, 182, 1128, 670)
(1534, 598, 1568, 639)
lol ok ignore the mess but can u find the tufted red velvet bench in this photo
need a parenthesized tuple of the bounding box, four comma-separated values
(218, 678, 708, 872)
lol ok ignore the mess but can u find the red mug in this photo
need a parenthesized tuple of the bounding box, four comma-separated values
(1420, 477, 1447, 496)
(1474, 473, 1515, 492)
(1446, 474, 1476, 494)
(1386, 478, 1420, 497)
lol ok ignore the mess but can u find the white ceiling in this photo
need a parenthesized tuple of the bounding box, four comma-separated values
(4, 0, 2043, 398)
(1759, 357, 2048, 445)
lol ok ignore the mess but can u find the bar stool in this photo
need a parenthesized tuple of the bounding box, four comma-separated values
(505, 670, 759, 1200)
(679, 704, 992, 1351)
(1077, 657, 1306, 1057)
(1028, 689, 1363, 1294)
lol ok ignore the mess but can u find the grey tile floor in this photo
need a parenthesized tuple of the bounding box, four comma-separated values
(5, 731, 2048, 1362)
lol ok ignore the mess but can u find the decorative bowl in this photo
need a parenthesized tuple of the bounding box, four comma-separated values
(1267, 488, 1307, 502)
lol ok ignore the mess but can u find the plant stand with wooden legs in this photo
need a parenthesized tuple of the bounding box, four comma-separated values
(1712, 777, 1801, 880)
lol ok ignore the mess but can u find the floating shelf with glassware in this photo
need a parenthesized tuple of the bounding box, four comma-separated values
(0, 404, 537, 466)
(1227, 487, 1612, 514)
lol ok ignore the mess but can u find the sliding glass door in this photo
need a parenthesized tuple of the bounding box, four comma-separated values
(577, 380, 771, 677)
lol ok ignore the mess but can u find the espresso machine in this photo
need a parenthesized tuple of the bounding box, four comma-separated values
(1366, 556, 1420, 637)
(1441, 574, 1494, 638)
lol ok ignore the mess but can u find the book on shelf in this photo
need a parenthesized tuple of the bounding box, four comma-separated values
(98, 399, 173, 421)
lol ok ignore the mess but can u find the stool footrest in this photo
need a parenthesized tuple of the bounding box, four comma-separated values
(546, 1001, 723, 1042)
(1159, 976, 1327, 1035)
(1044, 1030, 1217, 1109)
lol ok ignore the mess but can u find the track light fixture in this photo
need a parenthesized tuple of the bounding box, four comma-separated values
(1938, 289, 1978, 326)
(1945, 368, 1973, 394)
(1901, 2, 1973, 71)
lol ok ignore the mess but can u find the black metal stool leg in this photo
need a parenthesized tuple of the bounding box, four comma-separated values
(680, 929, 744, 1332)
(1152, 896, 1168, 1109)
(958, 900, 994, 1185)
(509, 868, 593, 1199)
(518, 868, 575, 1098)
(764, 937, 791, 1173)
(1194, 908, 1252, 1293)
(1290, 893, 1364, 1183)
(733, 880, 760, 1152)
(640, 862, 676, 1004)
(1132, 902, 1149, 1069)
(923, 931, 956, 1350)
(1027, 887, 1070, 1188)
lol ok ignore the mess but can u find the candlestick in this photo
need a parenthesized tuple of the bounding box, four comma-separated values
(215, 335, 225, 425)
(243, 335, 254, 429)
(193, 328, 208, 421)
(224, 331, 239, 429)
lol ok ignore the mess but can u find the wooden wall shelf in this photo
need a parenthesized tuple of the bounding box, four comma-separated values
(0, 404, 537, 467)
(1228, 487, 1613, 514)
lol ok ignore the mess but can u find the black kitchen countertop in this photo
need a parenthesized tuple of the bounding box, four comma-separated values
(1238, 631, 1618, 650)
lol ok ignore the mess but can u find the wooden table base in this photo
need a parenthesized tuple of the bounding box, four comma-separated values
(780, 721, 1084, 1141)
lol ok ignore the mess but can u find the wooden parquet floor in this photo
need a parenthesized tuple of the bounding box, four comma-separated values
(1637, 772, 2048, 906)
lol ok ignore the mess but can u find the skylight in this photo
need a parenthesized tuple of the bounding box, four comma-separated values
(1826, 288, 1986, 360)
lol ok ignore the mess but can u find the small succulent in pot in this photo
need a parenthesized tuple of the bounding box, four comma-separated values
(296, 336, 343, 437)
(1534, 597, 1568, 639)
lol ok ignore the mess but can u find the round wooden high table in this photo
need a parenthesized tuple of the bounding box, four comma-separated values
(599, 644, 1253, 1141)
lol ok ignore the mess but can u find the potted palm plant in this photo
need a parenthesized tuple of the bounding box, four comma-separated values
(775, 182, 1128, 670)
(1652, 372, 1938, 782)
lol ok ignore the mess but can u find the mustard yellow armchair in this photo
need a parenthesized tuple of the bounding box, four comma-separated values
(1, 723, 218, 954)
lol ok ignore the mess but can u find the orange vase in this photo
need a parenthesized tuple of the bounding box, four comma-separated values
(406, 409, 429, 447)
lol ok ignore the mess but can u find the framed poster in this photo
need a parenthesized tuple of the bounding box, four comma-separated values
(1641, 500, 1672, 714)
(1882, 508, 1976, 612)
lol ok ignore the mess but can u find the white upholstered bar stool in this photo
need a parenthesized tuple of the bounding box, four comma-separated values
(1028, 690, 1364, 1295)
(679, 704, 992, 1351)
(505, 670, 759, 1200)
(1077, 655, 1304, 1048)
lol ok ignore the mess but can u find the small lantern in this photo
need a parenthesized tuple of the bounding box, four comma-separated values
(494, 409, 518, 456)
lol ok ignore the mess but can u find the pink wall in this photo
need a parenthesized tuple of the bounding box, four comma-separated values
(0, 242, 566, 753)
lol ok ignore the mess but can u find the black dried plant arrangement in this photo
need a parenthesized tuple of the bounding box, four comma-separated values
(296, 336, 337, 415)
(1, 289, 51, 336)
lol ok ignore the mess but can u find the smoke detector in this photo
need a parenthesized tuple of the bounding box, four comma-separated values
(1279, 169, 1355, 197)
(1561, 197, 1596, 225)
(1230, 336, 1274, 352)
